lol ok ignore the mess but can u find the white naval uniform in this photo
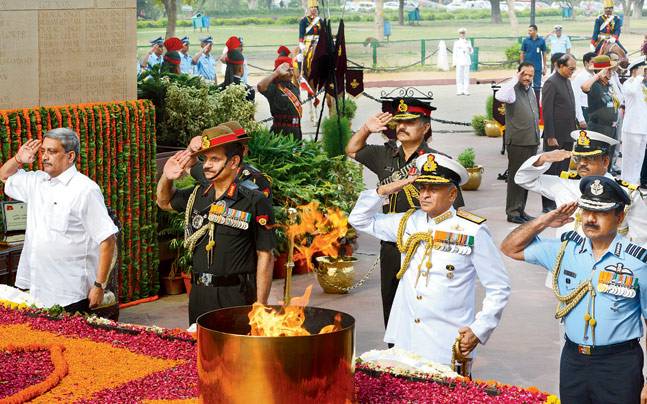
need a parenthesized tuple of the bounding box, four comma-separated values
(621, 76, 647, 185)
(349, 189, 510, 365)
(515, 154, 647, 244)
(452, 38, 473, 95)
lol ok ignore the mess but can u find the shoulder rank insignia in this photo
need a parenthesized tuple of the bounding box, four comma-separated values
(561, 230, 584, 245)
(625, 243, 647, 263)
(560, 171, 580, 180)
(615, 178, 638, 191)
(456, 210, 486, 224)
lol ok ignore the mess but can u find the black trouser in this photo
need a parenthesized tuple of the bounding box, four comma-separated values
(63, 298, 90, 314)
(189, 273, 256, 324)
(560, 338, 643, 404)
(379, 241, 400, 329)
(641, 146, 647, 188)
(506, 144, 538, 217)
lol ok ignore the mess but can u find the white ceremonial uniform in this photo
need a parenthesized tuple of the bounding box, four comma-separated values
(4, 166, 118, 308)
(452, 38, 473, 95)
(349, 189, 510, 365)
(621, 76, 647, 184)
(515, 154, 647, 242)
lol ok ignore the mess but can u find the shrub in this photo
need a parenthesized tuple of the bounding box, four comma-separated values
(339, 97, 358, 121)
(209, 84, 259, 134)
(322, 116, 353, 158)
(164, 83, 218, 146)
(505, 43, 521, 66)
(458, 148, 476, 168)
(471, 115, 486, 136)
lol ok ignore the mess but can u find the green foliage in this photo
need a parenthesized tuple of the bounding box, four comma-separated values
(471, 115, 486, 136)
(505, 43, 521, 66)
(246, 128, 363, 251)
(339, 97, 358, 122)
(486, 95, 494, 120)
(210, 84, 260, 133)
(165, 83, 218, 146)
(322, 116, 352, 158)
(457, 148, 476, 168)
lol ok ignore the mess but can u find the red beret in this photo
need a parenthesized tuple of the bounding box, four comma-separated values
(277, 45, 291, 57)
(163, 37, 183, 52)
(226, 36, 242, 50)
(274, 56, 293, 69)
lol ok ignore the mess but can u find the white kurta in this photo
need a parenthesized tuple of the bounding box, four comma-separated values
(349, 189, 511, 365)
(515, 154, 647, 244)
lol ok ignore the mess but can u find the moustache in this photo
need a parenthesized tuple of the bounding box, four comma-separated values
(397, 130, 410, 136)
(583, 223, 599, 230)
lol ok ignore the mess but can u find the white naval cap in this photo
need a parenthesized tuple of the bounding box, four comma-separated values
(414, 153, 469, 186)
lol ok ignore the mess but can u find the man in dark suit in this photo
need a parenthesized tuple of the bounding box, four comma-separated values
(541, 54, 579, 212)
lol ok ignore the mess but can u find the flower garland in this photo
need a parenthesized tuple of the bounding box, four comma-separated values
(0, 344, 68, 404)
(0, 101, 158, 303)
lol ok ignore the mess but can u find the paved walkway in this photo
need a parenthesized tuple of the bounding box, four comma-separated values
(123, 81, 565, 393)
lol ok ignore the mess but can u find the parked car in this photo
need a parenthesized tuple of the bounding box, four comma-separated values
(418, 0, 446, 8)
(464, 0, 491, 9)
(384, 0, 417, 10)
(446, 0, 467, 10)
(356, 1, 376, 12)
(577, 0, 603, 15)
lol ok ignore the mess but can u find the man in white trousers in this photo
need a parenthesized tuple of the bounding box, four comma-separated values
(453, 28, 473, 96)
(621, 57, 647, 184)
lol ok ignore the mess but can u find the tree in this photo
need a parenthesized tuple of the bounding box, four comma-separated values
(376, 0, 385, 40)
(618, 0, 635, 31)
(398, 0, 404, 25)
(489, 0, 502, 23)
(160, 0, 177, 38)
(506, 0, 518, 33)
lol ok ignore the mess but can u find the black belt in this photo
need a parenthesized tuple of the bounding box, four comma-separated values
(192, 272, 254, 287)
(564, 336, 640, 356)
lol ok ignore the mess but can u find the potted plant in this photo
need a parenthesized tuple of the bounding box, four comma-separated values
(458, 148, 483, 191)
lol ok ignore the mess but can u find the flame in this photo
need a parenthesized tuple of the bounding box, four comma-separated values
(288, 201, 350, 270)
(248, 285, 341, 337)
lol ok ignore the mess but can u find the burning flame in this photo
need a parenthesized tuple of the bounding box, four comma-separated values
(248, 285, 343, 337)
(288, 201, 349, 270)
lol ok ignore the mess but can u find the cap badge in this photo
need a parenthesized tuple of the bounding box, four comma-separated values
(423, 154, 438, 172)
(201, 136, 211, 150)
(398, 99, 408, 113)
(591, 179, 604, 196)
(578, 131, 591, 146)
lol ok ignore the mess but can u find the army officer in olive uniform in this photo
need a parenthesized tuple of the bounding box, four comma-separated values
(349, 153, 510, 369)
(346, 97, 464, 329)
(157, 124, 275, 324)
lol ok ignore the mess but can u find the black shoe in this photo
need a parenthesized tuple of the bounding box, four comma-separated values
(521, 213, 535, 222)
(507, 215, 525, 224)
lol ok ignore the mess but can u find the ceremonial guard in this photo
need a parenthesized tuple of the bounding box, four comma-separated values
(502, 177, 647, 403)
(193, 36, 217, 82)
(591, 0, 625, 52)
(298, 0, 321, 76)
(140, 37, 163, 70)
(157, 124, 275, 324)
(218, 48, 255, 102)
(346, 98, 464, 329)
(257, 47, 303, 140)
(186, 121, 272, 200)
(349, 153, 510, 370)
(515, 129, 647, 244)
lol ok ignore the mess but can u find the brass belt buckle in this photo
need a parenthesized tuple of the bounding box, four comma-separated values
(578, 345, 591, 355)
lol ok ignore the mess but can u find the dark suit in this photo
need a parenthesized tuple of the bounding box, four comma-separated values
(541, 72, 578, 209)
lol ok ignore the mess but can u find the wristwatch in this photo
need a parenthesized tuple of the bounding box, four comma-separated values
(94, 280, 107, 290)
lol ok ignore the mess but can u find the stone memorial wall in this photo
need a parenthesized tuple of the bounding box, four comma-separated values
(0, 0, 136, 109)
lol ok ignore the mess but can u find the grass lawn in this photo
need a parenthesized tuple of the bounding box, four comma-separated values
(137, 15, 647, 70)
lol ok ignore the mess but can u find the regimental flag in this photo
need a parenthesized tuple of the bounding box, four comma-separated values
(492, 87, 505, 127)
(308, 19, 334, 94)
(345, 69, 363, 97)
(334, 19, 348, 96)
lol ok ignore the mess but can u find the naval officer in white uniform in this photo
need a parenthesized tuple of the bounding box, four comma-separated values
(349, 153, 510, 369)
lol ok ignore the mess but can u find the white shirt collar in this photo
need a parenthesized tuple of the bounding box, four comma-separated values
(48, 164, 77, 185)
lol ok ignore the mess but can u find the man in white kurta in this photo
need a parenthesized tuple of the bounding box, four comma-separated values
(349, 153, 510, 367)
(621, 58, 647, 185)
(452, 28, 473, 96)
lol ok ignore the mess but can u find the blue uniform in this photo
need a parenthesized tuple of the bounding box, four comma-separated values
(525, 231, 647, 346)
(180, 52, 194, 75)
(147, 53, 162, 69)
(195, 53, 216, 81)
(521, 36, 547, 90)
(591, 14, 623, 50)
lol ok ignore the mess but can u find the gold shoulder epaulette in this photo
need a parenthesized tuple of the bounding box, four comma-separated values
(456, 209, 486, 224)
(560, 171, 579, 180)
(615, 178, 638, 191)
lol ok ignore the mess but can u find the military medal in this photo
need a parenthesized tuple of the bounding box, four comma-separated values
(597, 264, 637, 298)
(192, 214, 205, 230)
(433, 231, 474, 255)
